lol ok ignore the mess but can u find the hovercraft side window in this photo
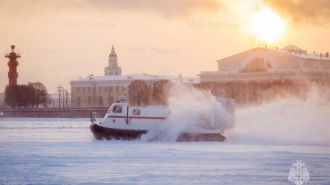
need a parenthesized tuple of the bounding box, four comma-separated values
(112, 105, 122, 113)
(133, 109, 140, 115)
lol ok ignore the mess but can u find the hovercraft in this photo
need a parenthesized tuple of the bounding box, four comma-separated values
(90, 96, 235, 142)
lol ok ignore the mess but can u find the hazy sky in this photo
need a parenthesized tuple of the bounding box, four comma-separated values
(1, 0, 329, 93)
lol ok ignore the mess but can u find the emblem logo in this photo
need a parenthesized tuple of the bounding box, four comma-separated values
(288, 160, 310, 185)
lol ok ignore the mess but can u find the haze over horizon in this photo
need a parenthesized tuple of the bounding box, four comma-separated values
(1, 0, 329, 93)
(1, 2, 330, 184)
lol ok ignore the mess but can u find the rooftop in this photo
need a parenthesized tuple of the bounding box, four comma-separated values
(71, 73, 200, 84)
(277, 45, 330, 61)
(280, 45, 304, 52)
(217, 45, 330, 62)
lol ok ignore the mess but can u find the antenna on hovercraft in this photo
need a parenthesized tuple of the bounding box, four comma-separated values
(119, 86, 129, 103)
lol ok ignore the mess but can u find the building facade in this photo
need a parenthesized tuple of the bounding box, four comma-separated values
(70, 74, 198, 108)
(199, 45, 330, 83)
(70, 46, 199, 108)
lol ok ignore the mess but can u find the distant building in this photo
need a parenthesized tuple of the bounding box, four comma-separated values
(70, 46, 199, 108)
(49, 93, 71, 108)
(104, 45, 122, 76)
(0, 92, 5, 107)
(199, 45, 330, 83)
(70, 74, 198, 108)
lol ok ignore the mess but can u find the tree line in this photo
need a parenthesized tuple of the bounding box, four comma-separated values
(127, 79, 328, 106)
(193, 80, 329, 105)
(4, 82, 51, 108)
(128, 80, 169, 106)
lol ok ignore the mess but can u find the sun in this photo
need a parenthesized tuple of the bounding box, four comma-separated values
(247, 7, 286, 43)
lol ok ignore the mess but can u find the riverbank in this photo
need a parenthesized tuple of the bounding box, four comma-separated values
(0, 108, 107, 118)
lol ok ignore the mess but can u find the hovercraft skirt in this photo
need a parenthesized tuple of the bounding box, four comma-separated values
(90, 124, 225, 142)
(90, 124, 147, 140)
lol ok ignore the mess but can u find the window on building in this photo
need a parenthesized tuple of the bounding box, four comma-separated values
(112, 105, 122, 113)
(88, 96, 91, 106)
(77, 96, 81, 106)
(133, 109, 140, 115)
(239, 58, 269, 73)
(83, 87, 85, 93)
(98, 96, 103, 106)
(110, 87, 113, 92)
(77, 87, 80, 93)
(105, 87, 107, 92)
(122, 86, 124, 92)
(116, 86, 118, 92)
(99, 87, 101, 93)
(88, 87, 90, 93)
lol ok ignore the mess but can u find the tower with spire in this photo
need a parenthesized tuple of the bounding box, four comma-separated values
(5, 45, 21, 86)
(104, 45, 122, 76)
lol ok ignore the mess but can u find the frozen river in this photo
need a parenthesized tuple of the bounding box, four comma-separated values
(0, 118, 329, 185)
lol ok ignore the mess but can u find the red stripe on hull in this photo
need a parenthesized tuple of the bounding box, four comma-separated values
(108, 116, 166, 120)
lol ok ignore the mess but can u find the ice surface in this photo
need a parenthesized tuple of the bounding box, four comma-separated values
(0, 118, 329, 184)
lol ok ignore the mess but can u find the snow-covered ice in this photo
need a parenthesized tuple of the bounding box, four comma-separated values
(1, 86, 330, 184)
(0, 118, 329, 185)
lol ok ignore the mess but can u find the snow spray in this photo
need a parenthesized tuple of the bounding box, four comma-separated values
(226, 83, 330, 145)
(141, 82, 330, 145)
(140, 82, 227, 141)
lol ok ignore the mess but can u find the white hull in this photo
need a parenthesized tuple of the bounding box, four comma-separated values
(90, 97, 235, 141)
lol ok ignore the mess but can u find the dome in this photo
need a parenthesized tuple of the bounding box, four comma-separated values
(109, 45, 117, 57)
(109, 53, 117, 57)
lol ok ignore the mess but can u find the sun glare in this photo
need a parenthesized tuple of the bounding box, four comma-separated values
(247, 7, 286, 43)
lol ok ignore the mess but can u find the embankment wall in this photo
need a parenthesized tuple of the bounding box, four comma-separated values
(0, 108, 108, 118)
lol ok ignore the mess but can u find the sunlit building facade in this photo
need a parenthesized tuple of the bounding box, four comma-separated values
(70, 46, 199, 108)
(199, 45, 330, 83)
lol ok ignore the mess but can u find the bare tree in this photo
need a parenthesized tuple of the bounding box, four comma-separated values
(5, 85, 18, 107)
(128, 80, 148, 106)
(152, 80, 169, 105)
(5, 84, 34, 108)
(43, 94, 53, 107)
(18, 85, 31, 108)
(195, 82, 213, 91)
(4, 82, 49, 108)
(224, 82, 244, 99)
(29, 82, 49, 108)
(246, 82, 262, 103)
